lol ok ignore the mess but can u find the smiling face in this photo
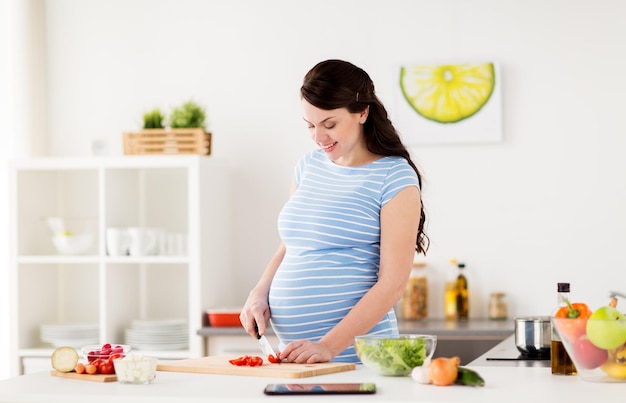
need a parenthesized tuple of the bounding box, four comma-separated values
(302, 99, 373, 166)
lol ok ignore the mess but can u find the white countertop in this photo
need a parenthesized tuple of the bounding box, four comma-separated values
(0, 358, 622, 403)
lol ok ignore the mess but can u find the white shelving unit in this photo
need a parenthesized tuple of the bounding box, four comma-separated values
(8, 156, 231, 376)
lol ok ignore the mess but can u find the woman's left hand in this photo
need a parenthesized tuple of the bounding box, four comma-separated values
(280, 339, 333, 363)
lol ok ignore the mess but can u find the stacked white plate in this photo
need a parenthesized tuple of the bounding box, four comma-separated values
(124, 319, 189, 351)
(40, 323, 99, 348)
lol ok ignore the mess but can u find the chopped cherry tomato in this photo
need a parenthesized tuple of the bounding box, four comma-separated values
(228, 355, 250, 366)
(248, 356, 263, 367)
(228, 355, 264, 367)
(268, 353, 282, 364)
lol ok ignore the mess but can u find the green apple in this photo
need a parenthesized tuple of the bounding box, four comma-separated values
(586, 306, 626, 350)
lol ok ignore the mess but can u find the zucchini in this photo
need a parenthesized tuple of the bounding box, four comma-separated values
(455, 366, 485, 387)
(51, 346, 79, 373)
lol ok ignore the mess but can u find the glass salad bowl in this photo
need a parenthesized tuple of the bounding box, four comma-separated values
(354, 334, 437, 376)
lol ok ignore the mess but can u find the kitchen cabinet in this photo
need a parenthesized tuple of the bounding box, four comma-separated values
(8, 156, 231, 376)
(198, 319, 514, 364)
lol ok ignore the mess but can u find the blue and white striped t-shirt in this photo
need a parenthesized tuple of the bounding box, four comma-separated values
(268, 148, 420, 362)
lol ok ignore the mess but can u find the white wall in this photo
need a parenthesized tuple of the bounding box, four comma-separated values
(2, 0, 47, 380)
(39, 0, 626, 319)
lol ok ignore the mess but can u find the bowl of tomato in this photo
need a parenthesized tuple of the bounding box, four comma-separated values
(81, 344, 130, 364)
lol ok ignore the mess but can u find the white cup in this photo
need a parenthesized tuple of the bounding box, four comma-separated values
(128, 227, 159, 256)
(106, 228, 131, 256)
(167, 233, 188, 256)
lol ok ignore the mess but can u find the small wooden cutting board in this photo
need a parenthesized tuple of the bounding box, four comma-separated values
(156, 356, 355, 378)
(50, 370, 117, 382)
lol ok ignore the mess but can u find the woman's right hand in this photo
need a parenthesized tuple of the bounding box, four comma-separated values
(239, 290, 271, 338)
(239, 241, 286, 338)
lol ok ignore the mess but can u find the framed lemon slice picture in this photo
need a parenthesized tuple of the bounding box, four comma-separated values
(394, 61, 502, 144)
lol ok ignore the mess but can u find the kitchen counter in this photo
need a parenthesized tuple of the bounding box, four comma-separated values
(0, 358, 619, 403)
(198, 318, 514, 339)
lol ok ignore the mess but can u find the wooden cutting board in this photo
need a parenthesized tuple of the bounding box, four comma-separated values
(156, 356, 355, 378)
(50, 370, 117, 382)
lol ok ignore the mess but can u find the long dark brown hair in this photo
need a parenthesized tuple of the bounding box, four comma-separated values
(300, 59, 429, 254)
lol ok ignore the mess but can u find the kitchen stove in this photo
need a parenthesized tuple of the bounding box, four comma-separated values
(471, 335, 551, 368)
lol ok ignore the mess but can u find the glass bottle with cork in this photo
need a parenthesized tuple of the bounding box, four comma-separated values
(551, 282, 577, 375)
(488, 292, 508, 320)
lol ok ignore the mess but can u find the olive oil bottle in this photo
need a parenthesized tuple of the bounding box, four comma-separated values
(444, 259, 469, 320)
(456, 263, 469, 319)
(444, 260, 459, 320)
(551, 282, 577, 375)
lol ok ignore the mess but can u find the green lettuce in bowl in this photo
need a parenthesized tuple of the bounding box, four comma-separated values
(354, 334, 437, 376)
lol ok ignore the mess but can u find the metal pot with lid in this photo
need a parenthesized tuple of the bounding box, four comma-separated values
(514, 316, 551, 358)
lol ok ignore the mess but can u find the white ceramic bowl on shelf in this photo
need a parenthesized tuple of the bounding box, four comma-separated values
(52, 234, 94, 255)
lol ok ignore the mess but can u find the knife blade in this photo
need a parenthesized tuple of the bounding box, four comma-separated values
(254, 322, 276, 358)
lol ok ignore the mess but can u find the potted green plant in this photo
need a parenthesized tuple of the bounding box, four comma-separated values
(169, 100, 207, 129)
(142, 108, 165, 129)
(123, 101, 212, 156)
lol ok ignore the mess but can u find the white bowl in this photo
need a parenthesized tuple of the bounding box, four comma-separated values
(113, 354, 157, 384)
(52, 234, 94, 255)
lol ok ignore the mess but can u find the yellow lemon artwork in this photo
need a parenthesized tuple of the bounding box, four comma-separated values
(400, 63, 495, 124)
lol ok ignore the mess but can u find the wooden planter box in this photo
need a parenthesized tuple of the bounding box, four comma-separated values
(123, 128, 212, 155)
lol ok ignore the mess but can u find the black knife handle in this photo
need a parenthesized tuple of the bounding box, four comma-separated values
(254, 322, 261, 339)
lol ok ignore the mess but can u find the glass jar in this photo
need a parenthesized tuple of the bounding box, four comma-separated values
(401, 262, 428, 320)
(488, 292, 508, 320)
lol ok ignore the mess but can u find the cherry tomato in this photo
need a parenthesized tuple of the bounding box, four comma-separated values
(99, 362, 115, 375)
(108, 353, 123, 363)
(85, 364, 97, 375)
(87, 351, 98, 363)
(90, 358, 103, 371)
(75, 363, 86, 374)
(268, 353, 282, 364)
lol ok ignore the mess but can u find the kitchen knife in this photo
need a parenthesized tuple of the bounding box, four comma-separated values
(255, 322, 277, 358)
